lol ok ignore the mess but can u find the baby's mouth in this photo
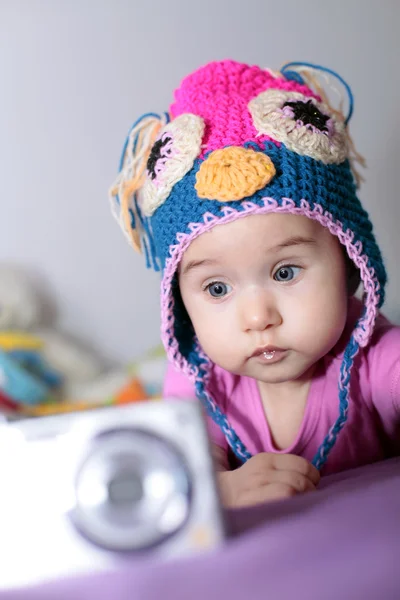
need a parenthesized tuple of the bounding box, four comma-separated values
(250, 346, 288, 365)
(251, 345, 286, 358)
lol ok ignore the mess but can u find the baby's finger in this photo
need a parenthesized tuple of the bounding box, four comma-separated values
(266, 468, 317, 494)
(241, 482, 297, 507)
(269, 453, 320, 486)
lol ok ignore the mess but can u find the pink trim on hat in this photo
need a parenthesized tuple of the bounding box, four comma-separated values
(161, 198, 381, 379)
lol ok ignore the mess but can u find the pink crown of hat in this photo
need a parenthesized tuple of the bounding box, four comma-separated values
(169, 60, 320, 156)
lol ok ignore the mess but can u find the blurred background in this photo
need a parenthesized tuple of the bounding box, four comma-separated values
(1, 0, 399, 364)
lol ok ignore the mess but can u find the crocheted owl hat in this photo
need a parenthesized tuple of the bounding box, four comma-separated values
(110, 60, 386, 470)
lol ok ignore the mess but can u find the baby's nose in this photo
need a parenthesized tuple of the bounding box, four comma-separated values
(239, 289, 282, 332)
(195, 146, 275, 202)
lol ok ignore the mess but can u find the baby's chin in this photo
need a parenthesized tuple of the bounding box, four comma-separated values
(208, 352, 317, 384)
(241, 360, 317, 386)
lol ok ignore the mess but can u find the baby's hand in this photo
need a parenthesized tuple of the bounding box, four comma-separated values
(217, 453, 320, 508)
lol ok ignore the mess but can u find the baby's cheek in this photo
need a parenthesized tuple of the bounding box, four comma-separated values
(196, 320, 238, 367)
(193, 316, 220, 349)
(291, 300, 346, 356)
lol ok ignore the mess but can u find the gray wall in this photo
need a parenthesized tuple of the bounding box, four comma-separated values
(1, 0, 399, 362)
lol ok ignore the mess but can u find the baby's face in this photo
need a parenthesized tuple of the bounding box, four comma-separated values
(178, 213, 349, 385)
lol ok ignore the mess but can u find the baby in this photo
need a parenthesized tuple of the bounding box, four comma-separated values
(110, 60, 400, 508)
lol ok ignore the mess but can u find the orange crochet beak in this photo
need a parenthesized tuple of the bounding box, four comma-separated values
(195, 146, 276, 202)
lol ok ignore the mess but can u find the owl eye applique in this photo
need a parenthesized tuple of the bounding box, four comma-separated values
(146, 133, 174, 180)
(140, 113, 205, 217)
(248, 90, 348, 164)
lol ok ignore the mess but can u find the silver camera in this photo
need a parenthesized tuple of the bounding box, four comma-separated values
(0, 400, 225, 590)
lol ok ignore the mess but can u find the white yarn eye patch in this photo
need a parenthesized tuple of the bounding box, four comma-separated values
(248, 89, 348, 164)
(140, 113, 205, 217)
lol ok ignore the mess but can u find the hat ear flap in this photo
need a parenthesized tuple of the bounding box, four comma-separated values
(109, 112, 170, 255)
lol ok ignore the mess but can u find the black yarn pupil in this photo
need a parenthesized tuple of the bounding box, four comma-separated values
(283, 99, 329, 132)
(147, 136, 171, 180)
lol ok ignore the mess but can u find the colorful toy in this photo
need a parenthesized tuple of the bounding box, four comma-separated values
(0, 350, 54, 406)
(19, 376, 150, 417)
(0, 265, 167, 418)
(0, 330, 63, 406)
(0, 265, 105, 399)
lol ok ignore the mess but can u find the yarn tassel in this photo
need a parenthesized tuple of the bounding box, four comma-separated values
(109, 112, 170, 254)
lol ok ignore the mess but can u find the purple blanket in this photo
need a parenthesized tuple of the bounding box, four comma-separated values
(3, 458, 400, 600)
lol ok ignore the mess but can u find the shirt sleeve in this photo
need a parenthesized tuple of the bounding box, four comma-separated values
(163, 361, 228, 451)
(367, 319, 400, 439)
(163, 361, 197, 400)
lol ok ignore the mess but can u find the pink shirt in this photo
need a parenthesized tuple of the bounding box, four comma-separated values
(163, 304, 400, 475)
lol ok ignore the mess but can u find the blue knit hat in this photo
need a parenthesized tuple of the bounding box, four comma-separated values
(110, 60, 386, 470)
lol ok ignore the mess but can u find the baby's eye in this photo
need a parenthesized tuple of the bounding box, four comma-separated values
(140, 113, 205, 217)
(206, 282, 231, 298)
(248, 89, 347, 164)
(273, 266, 301, 282)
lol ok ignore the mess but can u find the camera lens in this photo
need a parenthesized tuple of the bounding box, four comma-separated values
(108, 471, 143, 506)
(72, 428, 192, 552)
